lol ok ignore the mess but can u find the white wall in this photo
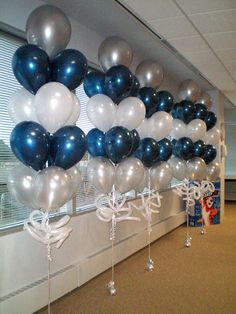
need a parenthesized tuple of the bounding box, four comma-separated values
(224, 109, 236, 178)
(0, 1, 220, 313)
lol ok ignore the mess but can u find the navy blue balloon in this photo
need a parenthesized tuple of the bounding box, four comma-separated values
(129, 129, 140, 156)
(12, 44, 51, 94)
(194, 103, 208, 120)
(50, 126, 86, 170)
(83, 71, 105, 97)
(158, 138, 172, 161)
(193, 140, 206, 158)
(138, 87, 159, 118)
(171, 103, 181, 119)
(87, 128, 107, 157)
(51, 49, 88, 90)
(134, 137, 160, 168)
(105, 126, 132, 163)
(10, 121, 50, 171)
(156, 91, 174, 113)
(129, 76, 140, 97)
(173, 137, 194, 161)
(204, 111, 217, 130)
(105, 65, 133, 103)
(179, 100, 196, 124)
(203, 145, 217, 164)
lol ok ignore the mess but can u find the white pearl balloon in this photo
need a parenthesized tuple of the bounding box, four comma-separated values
(170, 119, 186, 139)
(149, 112, 173, 141)
(187, 119, 207, 142)
(197, 92, 212, 110)
(178, 79, 201, 102)
(35, 82, 74, 133)
(136, 118, 149, 139)
(87, 94, 116, 132)
(8, 88, 38, 123)
(115, 97, 146, 131)
(65, 93, 81, 125)
(205, 127, 220, 145)
(169, 157, 187, 181)
(150, 162, 173, 190)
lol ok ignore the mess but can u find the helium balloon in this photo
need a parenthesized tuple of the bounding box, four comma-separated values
(105, 126, 132, 163)
(138, 87, 158, 118)
(51, 49, 88, 90)
(83, 71, 106, 97)
(65, 93, 81, 125)
(35, 82, 74, 133)
(158, 138, 172, 161)
(7, 164, 38, 209)
(87, 128, 107, 157)
(178, 79, 201, 102)
(205, 127, 220, 145)
(115, 97, 145, 130)
(135, 167, 149, 193)
(186, 119, 207, 142)
(156, 90, 174, 112)
(150, 162, 173, 190)
(34, 166, 73, 211)
(86, 94, 116, 132)
(204, 111, 217, 130)
(186, 157, 207, 181)
(129, 129, 140, 156)
(203, 145, 217, 164)
(10, 121, 50, 171)
(50, 126, 86, 170)
(173, 137, 194, 161)
(171, 103, 181, 119)
(12, 44, 51, 94)
(194, 103, 208, 120)
(98, 36, 133, 71)
(67, 165, 82, 197)
(169, 156, 187, 181)
(129, 75, 140, 97)
(178, 100, 196, 124)
(135, 59, 163, 89)
(8, 88, 38, 123)
(134, 137, 160, 168)
(170, 119, 186, 140)
(87, 157, 115, 194)
(136, 118, 149, 139)
(115, 157, 145, 193)
(105, 65, 133, 103)
(197, 92, 212, 110)
(206, 161, 220, 181)
(193, 140, 206, 158)
(26, 5, 71, 59)
(149, 111, 173, 141)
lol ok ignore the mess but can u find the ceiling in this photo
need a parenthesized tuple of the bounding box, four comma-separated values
(45, 0, 235, 107)
(120, 0, 236, 106)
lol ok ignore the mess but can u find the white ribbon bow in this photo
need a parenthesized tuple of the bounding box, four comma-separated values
(194, 180, 215, 198)
(174, 179, 201, 207)
(24, 210, 72, 251)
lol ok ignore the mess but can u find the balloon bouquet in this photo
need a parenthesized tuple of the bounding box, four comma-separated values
(171, 79, 220, 247)
(7, 5, 88, 313)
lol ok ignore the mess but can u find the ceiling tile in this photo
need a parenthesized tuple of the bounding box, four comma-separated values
(189, 9, 236, 34)
(149, 16, 197, 39)
(216, 49, 236, 63)
(168, 35, 209, 54)
(176, 0, 236, 14)
(205, 31, 236, 50)
(120, 0, 182, 20)
(183, 50, 220, 66)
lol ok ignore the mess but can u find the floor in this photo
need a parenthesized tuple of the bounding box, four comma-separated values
(37, 202, 236, 314)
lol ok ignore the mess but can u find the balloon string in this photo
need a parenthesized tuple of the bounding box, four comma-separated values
(148, 231, 151, 261)
(186, 180, 190, 240)
(111, 184, 115, 284)
(148, 169, 151, 260)
(47, 243, 52, 314)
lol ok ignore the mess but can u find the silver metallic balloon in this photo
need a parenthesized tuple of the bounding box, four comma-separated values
(26, 5, 71, 59)
(178, 79, 201, 102)
(186, 157, 207, 181)
(197, 92, 212, 110)
(135, 167, 149, 193)
(115, 157, 144, 194)
(206, 161, 220, 181)
(34, 166, 73, 212)
(150, 162, 173, 190)
(205, 127, 220, 145)
(67, 165, 82, 197)
(7, 164, 38, 209)
(186, 119, 206, 142)
(168, 157, 187, 181)
(135, 59, 164, 89)
(87, 157, 115, 194)
(98, 36, 133, 71)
